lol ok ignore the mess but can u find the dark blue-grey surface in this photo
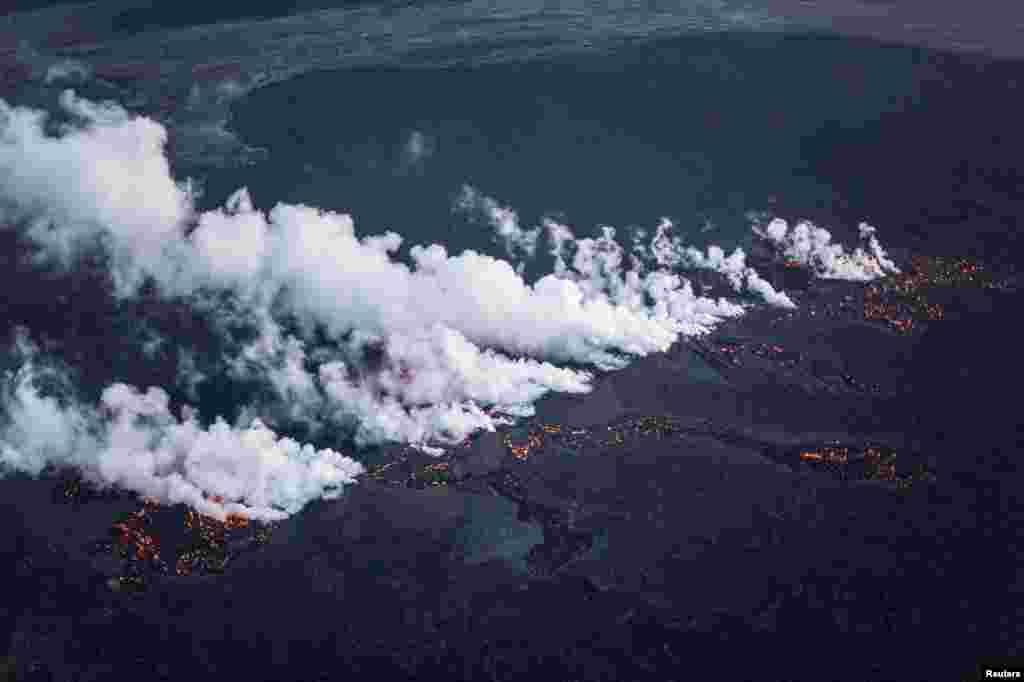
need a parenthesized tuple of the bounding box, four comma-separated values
(1, 3, 1023, 681)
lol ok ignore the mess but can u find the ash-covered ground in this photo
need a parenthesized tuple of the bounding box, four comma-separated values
(1, 249, 1020, 682)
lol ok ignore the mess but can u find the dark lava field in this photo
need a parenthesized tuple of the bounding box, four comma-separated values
(2, 249, 1021, 682)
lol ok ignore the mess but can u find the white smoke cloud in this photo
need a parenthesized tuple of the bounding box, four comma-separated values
(633, 215, 899, 302)
(857, 223, 901, 274)
(645, 218, 684, 269)
(44, 60, 92, 85)
(176, 348, 207, 402)
(0, 335, 363, 521)
(0, 90, 194, 294)
(184, 194, 748, 439)
(0, 92, 760, 454)
(0, 90, 917, 520)
(681, 244, 796, 309)
(632, 218, 797, 309)
(228, 315, 590, 446)
(454, 184, 540, 260)
(323, 325, 590, 445)
(752, 218, 900, 281)
(230, 315, 317, 407)
(546, 217, 577, 273)
(0, 357, 97, 478)
(403, 130, 432, 166)
(542, 220, 748, 338)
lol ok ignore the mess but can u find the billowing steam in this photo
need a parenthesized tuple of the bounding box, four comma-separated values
(634, 218, 797, 308)
(0, 90, 901, 517)
(752, 218, 900, 281)
(455, 184, 540, 260)
(0, 333, 363, 521)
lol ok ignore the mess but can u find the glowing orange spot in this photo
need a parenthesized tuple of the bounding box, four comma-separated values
(225, 513, 249, 529)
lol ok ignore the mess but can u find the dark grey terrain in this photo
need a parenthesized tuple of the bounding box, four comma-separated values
(2, 262, 1020, 681)
(1, 3, 1023, 681)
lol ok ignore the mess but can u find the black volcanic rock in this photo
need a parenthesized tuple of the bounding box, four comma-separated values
(451, 430, 508, 480)
(533, 373, 626, 427)
(3, 275, 1021, 681)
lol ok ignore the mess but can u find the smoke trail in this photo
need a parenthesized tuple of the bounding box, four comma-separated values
(454, 184, 540, 260)
(752, 218, 900, 281)
(0, 332, 363, 521)
(6, 90, 911, 479)
(0, 90, 905, 514)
